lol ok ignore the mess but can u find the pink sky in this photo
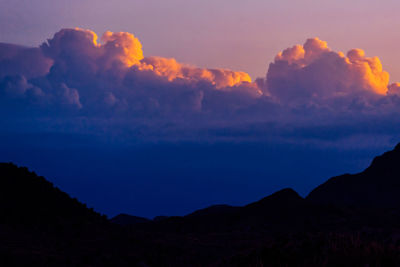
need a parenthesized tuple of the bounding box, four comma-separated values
(1, 0, 400, 82)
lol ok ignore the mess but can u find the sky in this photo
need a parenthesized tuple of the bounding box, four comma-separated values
(1, 0, 400, 218)
(1, 0, 400, 81)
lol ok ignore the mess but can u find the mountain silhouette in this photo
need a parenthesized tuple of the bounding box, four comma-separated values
(0, 162, 104, 227)
(131, 187, 352, 235)
(149, 188, 311, 233)
(307, 143, 400, 208)
(2, 144, 400, 266)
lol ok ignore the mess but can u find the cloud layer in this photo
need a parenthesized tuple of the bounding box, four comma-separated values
(1, 28, 400, 146)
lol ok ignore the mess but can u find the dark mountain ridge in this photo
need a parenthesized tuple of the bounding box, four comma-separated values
(0, 162, 105, 227)
(3, 143, 400, 266)
(307, 143, 400, 208)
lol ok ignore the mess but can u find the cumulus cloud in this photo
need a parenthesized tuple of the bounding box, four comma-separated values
(266, 38, 390, 104)
(0, 43, 52, 79)
(39, 28, 255, 88)
(388, 82, 400, 96)
(101, 31, 144, 68)
(1, 29, 400, 146)
(138, 56, 253, 89)
(19, 27, 259, 117)
(0, 75, 82, 115)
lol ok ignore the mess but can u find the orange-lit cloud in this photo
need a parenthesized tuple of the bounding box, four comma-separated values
(267, 38, 391, 103)
(40, 28, 256, 93)
(11, 28, 259, 114)
(3, 29, 400, 123)
(139, 56, 252, 89)
(3, 29, 400, 146)
(101, 31, 144, 68)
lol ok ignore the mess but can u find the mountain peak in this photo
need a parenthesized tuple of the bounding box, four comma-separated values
(245, 188, 303, 211)
(269, 188, 301, 199)
(256, 188, 302, 203)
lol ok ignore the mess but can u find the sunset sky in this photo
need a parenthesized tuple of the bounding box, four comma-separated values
(1, 0, 400, 218)
(2, 0, 400, 81)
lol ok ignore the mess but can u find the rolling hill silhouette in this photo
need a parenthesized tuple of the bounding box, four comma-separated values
(2, 144, 400, 266)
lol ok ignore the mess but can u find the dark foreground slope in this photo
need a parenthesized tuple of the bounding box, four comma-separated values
(3, 143, 400, 266)
(0, 163, 104, 226)
(0, 163, 146, 266)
